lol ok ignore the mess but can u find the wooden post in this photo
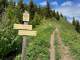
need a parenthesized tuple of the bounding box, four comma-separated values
(21, 22, 28, 60)
(13, 10, 37, 60)
(21, 11, 29, 60)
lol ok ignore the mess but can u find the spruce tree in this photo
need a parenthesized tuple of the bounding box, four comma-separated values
(16, 0, 25, 23)
(60, 13, 63, 17)
(18, 0, 24, 12)
(37, 5, 41, 15)
(75, 20, 80, 33)
(29, 0, 35, 20)
(55, 12, 60, 20)
(45, 0, 51, 18)
(72, 17, 76, 26)
(52, 10, 56, 17)
(0, 0, 8, 15)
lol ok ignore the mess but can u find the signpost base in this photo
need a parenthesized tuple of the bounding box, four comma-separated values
(21, 36, 27, 60)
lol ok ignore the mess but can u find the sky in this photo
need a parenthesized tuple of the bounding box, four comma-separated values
(16, 0, 80, 22)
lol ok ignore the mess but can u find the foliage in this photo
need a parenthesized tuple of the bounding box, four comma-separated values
(0, 3, 22, 59)
(75, 20, 80, 33)
(30, 13, 42, 28)
(72, 17, 76, 26)
(0, 0, 8, 15)
(55, 12, 60, 20)
(29, 0, 36, 20)
(8, 0, 15, 6)
(15, 19, 55, 60)
(72, 17, 80, 33)
(18, 0, 24, 12)
(45, 0, 51, 18)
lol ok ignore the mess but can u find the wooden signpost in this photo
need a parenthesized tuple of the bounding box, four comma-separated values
(23, 11, 29, 21)
(13, 10, 37, 60)
(13, 24, 32, 30)
(18, 30, 37, 36)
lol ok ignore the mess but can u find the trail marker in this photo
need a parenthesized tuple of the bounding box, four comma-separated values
(13, 10, 37, 60)
(13, 24, 32, 30)
(18, 30, 37, 36)
(23, 11, 29, 21)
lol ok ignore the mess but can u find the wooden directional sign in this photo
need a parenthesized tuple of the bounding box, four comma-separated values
(13, 24, 32, 30)
(18, 30, 37, 36)
(13, 10, 37, 60)
(23, 11, 29, 21)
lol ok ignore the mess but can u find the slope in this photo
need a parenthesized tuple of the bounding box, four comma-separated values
(15, 17, 80, 60)
(15, 18, 55, 60)
(52, 17, 80, 60)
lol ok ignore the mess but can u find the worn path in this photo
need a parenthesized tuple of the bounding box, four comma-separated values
(49, 32, 55, 60)
(49, 28, 74, 60)
(56, 28, 74, 60)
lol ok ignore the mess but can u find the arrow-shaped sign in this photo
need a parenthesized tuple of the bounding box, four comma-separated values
(13, 24, 32, 30)
(18, 30, 37, 36)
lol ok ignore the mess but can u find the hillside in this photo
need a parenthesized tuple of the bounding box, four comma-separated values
(0, 0, 80, 60)
(15, 18, 55, 60)
(15, 17, 80, 60)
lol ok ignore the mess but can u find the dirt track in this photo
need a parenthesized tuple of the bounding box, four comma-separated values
(49, 32, 55, 60)
(49, 28, 74, 60)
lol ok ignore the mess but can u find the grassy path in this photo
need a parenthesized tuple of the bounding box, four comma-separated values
(49, 28, 74, 60)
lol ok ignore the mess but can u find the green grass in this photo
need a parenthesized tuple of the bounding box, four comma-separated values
(15, 19, 55, 60)
(15, 17, 80, 60)
(52, 18, 80, 60)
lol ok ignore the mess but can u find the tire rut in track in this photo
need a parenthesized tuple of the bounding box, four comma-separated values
(49, 32, 55, 60)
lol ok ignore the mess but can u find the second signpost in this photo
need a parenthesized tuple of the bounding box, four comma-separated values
(13, 11, 37, 60)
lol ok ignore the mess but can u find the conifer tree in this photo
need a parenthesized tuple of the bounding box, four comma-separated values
(45, 0, 51, 18)
(60, 13, 63, 17)
(16, 0, 25, 23)
(55, 12, 60, 20)
(37, 5, 41, 15)
(72, 17, 76, 25)
(29, 0, 35, 20)
(75, 20, 80, 33)
(0, 0, 8, 15)
(2, 0, 8, 8)
(18, 0, 24, 12)
(52, 10, 56, 17)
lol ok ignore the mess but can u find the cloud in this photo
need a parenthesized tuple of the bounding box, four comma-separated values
(61, 1, 73, 6)
(40, 1, 47, 6)
(56, 6, 80, 17)
(40, 1, 58, 7)
(78, 4, 80, 7)
(40, 1, 59, 8)
(50, 1, 58, 6)
(55, 1, 80, 22)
